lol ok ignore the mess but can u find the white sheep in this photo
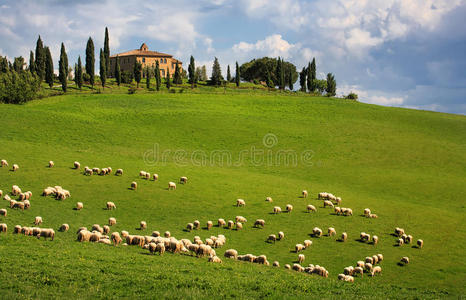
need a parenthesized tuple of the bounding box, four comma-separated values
(235, 216, 247, 223)
(0, 208, 6, 217)
(193, 220, 200, 229)
(273, 206, 282, 214)
(35, 216, 43, 225)
(180, 176, 188, 184)
(131, 181, 137, 190)
(284, 264, 291, 270)
(60, 224, 69, 232)
(323, 200, 334, 208)
(139, 171, 147, 177)
(400, 257, 409, 264)
(341, 232, 348, 242)
(328, 227, 336, 236)
(115, 168, 123, 176)
(313, 227, 323, 237)
(218, 218, 226, 227)
(298, 254, 305, 263)
(48, 161, 54, 168)
(370, 266, 382, 276)
(140, 221, 147, 230)
(417, 239, 424, 249)
(295, 244, 305, 252)
(395, 227, 405, 237)
(145, 172, 151, 180)
(364, 208, 371, 216)
(109, 217, 117, 226)
(235, 222, 243, 230)
(302, 190, 308, 198)
(0, 223, 7, 233)
(273, 261, 280, 267)
(37, 228, 55, 241)
(168, 182, 176, 190)
(254, 219, 265, 228)
(278, 231, 284, 240)
(266, 196, 273, 202)
(164, 231, 170, 238)
(307, 204, 316, 212)
(1, 159, 8, 167)
(398, 238, 404, 246)
(106, 201, 116, 210)
(268, 234, 277, 243)
(303, 240, 312, 248)
(207, 221, 213, 230)
(227, 220, 234, 229)
(76, 202, 83, 210)
(12, 164, 19, 171)
(224, 249, 238, 259)
(236, 199, 246, 207)
(74, 161, 80, 169)
(372, 235, 379, 245)
(286, 204, 293, 213)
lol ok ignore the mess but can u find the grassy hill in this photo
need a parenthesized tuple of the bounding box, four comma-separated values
(0, 90, 464, 299)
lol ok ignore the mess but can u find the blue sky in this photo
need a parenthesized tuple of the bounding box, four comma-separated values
(0, 0, 465, 114)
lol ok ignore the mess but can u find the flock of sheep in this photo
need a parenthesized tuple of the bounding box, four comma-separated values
(0, 158, 425, 284)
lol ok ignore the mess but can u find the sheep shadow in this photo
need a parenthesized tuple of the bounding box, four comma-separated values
(268, 212, 278, 215)
(397, 262, 406, 267)
(390, 233, 398, 237)
(127, 188, 134, 190)
(355, 238, 367, 243)
(336, 239, 345, 242)
(412, 245, 419, 249)
(393, 243, 402, 247)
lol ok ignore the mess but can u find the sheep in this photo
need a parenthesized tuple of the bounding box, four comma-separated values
(98, 238, 112, 245)
(342, 208, 353, 216)
(1, 159, 8, 167)
(0, 208, 6, 217)
(400, 257, 409, 265)
(235, 216, 247, 223)
(14, 225, 21, 234)
(273, 206, 282, 214)
(365, 262, 373, 272)
(59, 224, 69, 232)
(328, 227, 336, 236)
(151, 231, 160, 237)
(106, 202, 116, 210)
(335, 197, 342, 205)
(338, 274, 346, 281)
(286, 204, 293, 213)
(0, 190, 2, 197)
(365, 257, 374, 264)
(76, 202, 83, 210)
(218, 218, 226, 227)
(115, 168, 123, 176)
(284, 264, 291, 270)
(313, 227, 323, 237)
(11, 201, 24, 210)
(121, 231, 129, 238)
(92, 224, 104, 234)
(292, 264, 304, 272)
(140, 221, 147, 230)
(398, 238, 404, 246)
(139, 171, 147, 177)
(417, 239, 424, 248)
(206, 221, 213, 230)
(103, 225, 110, 234)
(23, 200, 30, 209)
(303, 240, 312, 248)
(145, 172, 151, 180)
(12, 185, 21, 196)
(323, 200, 334, 208)
(156, 243, 166, 255)
(236, 199, 246, 207)
(295, 244, 305, 252)
(164, 231, 170, 238)
(180, 176, 188, 184)
(255, 255, 269, 265)
(302, 190, 308, 198)
(205, 238, 214, 246)
(360, 232, 370, 242)
(298, 254, 305, 263)
(254, 219, 265, 228)
(3, 194, 10, 201)
(84, 168, 93, 175)
(77, 227, 87, 234)
(395, 227, 405, 237)
(186, 223, 194, 231)
(193, 220, 200, 229)
(92, 167, 100, 174)
(131, 181, 137, 190)
(307, 204, 316, 212)
(0, 223, 7, 233)
(74, 161, 80, 169)
(268, 234, 277, 243)
(235, 222, 243, 230)
(341, 232, 348, 242)
(372, 235, 379, 245)
(266, 197, 273, 202)
(37, 228, 55, 241)
(227, 220, 234, 229)
(273, 261, 280, 267)
(12, 164, 19, 171)
(90, 232, 103, 242)
(344, 266, 354, 275)
(208, 256, 222, 263)
(370, 266, 382, 276)
(278, 231, 284, 240)
(369, 213, 378, 218)
(344, 275, 354, 282)
(167, 182, 176, 190)
(377, 254, 384, 262)
(405, 235, 413, 244)
(48, 161, 54, 168)
(354, 266, 364, 277)
(334, 206, 342, 214)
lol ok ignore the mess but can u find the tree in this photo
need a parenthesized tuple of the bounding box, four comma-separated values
(279, 58, 285, 90)
(288, 69, 293, 90)
(265, 67, 273, 88)
(0, 56, 8, 73)
(44, 47, 54, 88)
(276, 57, 282, 89)
(326, 73, 336, 96)
(104, 27, 110, 73)
(310, 57, 316, 92)
(0, 71, 41, 104)
(59, 43, 68, 92)
(13, 57, 24, 73)
(29, 51, 35, 74)
(145, 66, 151, 89)
(115, 56, 121, 86)
(165, 68, 170, 89)
(239, 57, 297, 87)
(227, 65, 231, 82)
(306, 62, 312, 93)
(201, 65, 207, 81)
(74, 63, 78, 87)
(85, 37, 95, 88)
(188, 55, 195, 88)
(314, 79, 326, 95)
(210, 57, 222, 86)
(133, 61, 142, 88)
(35, 36, 45, 80)
(299, 67, 306, 92)
(173, 62, 182, 84)
(235, 62, 240, 87)
(155, 60, 161, 91)
(76, 56, 83, 90)
(99, 48, 106, 88)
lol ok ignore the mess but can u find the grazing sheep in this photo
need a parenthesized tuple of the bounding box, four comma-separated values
(74, 161, 80, 169)
(35, 216, 43, 225)
(92, 224, 104, 234)
(131, 182, 137, 190)
(0, 223, 7, 233)
(268, 234, 277, 243)
(224, 249, 238, 259)
(369, 213, 378, 218)
(12, 185, 21, 196)
(139, 171, 147, 177)
(298, 254, 305, 263)
(23, 200, 30, 209)
(0, 209, 6, 217)
(218, 218, 226, 227)
(284, 264, 291, 270)
(278, 231, 284, 240)
(103, 225, 110, 234)
(145, 172, 151, 180)
(323, 200, 334, 208)
(98, 238, 112, 245)
(255, 255, 269, 265)
(342, 208, 353, 216)
(235, 216, 247, 223)
(295, 244, 305, 252)
(151, 231, 160, 237)
(400, 257, 409, 265)
(285, 204, 293, 213)
(335, 197, 342, 205)
(405, 235, 413, 244)
(344, 275, 354, 282)
(372, 235, 379, 245)
(1, 159, 8, 167)
(106, 202, 116, 210)
(164, 231, 171, 238)
(76, 202, 83, 210)
(115, 168, 123, 176)
(341, 232, 348, 242)
(180, 176, 188, 184)
(48, 161, 54, 168)
(377, 254, 384, 262)
(235, 222, 243, 230)
(273, 261, 280, 267)
(84, 168, 93, 176)
(227, 220, 234, 229)
(354, 267, 364, 277)
(193, 220, 200, 229)
(254, 219, 265, 228)
(207, 221, 213, 230)
(365, 263, 373, 272)
(168, 182, 176, 190)
(292, 264, 304, 272)
(365, 257, 374, 264)
(398, 238, 404, 246)
(313, 227, 323, 237)
(273, 206, 282, 214)
(266, 197, 273, 202)
(0, 190, 2, 197)
(360, 232, 370, 242)
(303, 240, 312, 248)
(3, 194, 11, 201)
(328, 227, 336, 236)
(307, 204, 317, 212)
(208, 256, 222, 263)
(395, 227, 405, 237)
(92, 168, 100, 174)
(338, 274, 346, 281)
(370, 266, 382, 276)
(344, 266, 354, 275)
(12, 164, 19, 171)
(302, 190, 308, 198)
(236, 199, 246, 207)
(59, 224, 69, 232)
(140, 221, 147, 230)
(417, 239, 424, 249)
(14, 225, 21, 234)
(186, 223, 194, 231)
(334, 206, 341, 215)
(37, 228, 55, 241)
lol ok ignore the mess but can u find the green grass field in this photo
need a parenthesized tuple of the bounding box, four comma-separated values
(0, 89, 465, 299)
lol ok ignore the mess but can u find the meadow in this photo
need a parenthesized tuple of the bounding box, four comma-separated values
(0, 87, 464, 299)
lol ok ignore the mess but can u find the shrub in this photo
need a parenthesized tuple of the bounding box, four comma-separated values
(83, 73, 91, 83)
(0, 70, 41, 104)
(121, 71, 133, 84)
(128, 87, 137, 94)
(346, 92, 358, 100)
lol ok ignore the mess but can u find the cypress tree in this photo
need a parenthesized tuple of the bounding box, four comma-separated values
(306, 62, 312, 93)
(35, 36, 45, 80)
(145, 67, 151, 89)
(276, 57, 281, 88)
(29, 51, 35, 74)
(85, 37, 95, 88)
(13, 57, 25, 72)
(166, 68, 170, 89)
(173, 62, 181, 84)
(155, 61, 161, 91)
(235, 62, 240, 87)
(210, 57, 222, 86)
(76, 56, 83, 90)
(299, 67, 307, 92)
(44, 47, 54, 88)
(280, 59, 285, 90)
(99, 48, 106, 88)
(201, 65, 207, 81)
(227, 65, 231, 82)
(188, 55, 195, 88)
(288, 69, 293, 90)
(74, 63, 78, 87)
(134, 61, 142, 88)
(266, 67, 273, 88)
(104, 27, 110, 73)
(59, 43, 68, 92)
(310, 58, 316, 92)
(326, 73, 336, 96)
(115, 56, 121, 86)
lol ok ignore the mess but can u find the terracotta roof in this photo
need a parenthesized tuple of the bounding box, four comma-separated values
(110, 49, 173, 58)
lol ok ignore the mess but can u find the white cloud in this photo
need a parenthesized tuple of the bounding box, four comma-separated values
(233, 34, 303, 59)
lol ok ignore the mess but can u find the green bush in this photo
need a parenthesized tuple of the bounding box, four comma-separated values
(121, 71, 133, 84)
(346, 92, 358, 100)
(128, 87, 137, 94)
(0, 70, 41, 104)
(83, 72, 91, 83)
